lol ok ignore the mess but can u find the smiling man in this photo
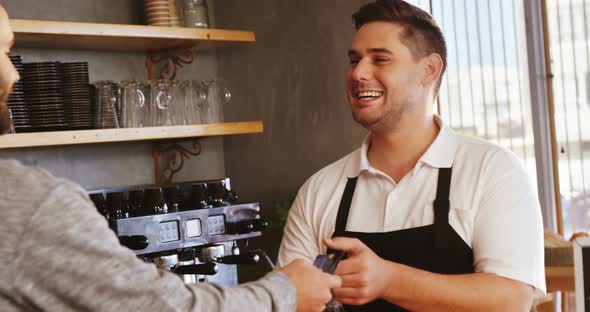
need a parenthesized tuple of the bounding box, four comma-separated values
(277, 0, 546, 311)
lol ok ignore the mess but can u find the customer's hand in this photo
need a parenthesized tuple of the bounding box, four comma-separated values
(279, 259, 342, 312)
(324, 237, 390, 306)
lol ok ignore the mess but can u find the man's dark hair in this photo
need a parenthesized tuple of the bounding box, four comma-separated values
(353, 0, 447, 95)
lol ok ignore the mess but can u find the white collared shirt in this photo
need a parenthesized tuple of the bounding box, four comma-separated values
(277, 116, 546, 296)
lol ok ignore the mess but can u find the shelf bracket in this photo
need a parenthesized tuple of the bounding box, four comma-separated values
(152, 139, 202, 184)
(146, 47, 199, 184)
(145, 47, 196, 80)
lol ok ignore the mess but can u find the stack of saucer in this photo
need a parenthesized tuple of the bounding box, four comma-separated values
(22, 62, 67, 132)
(144, 0, 181, 27)
(60, 62, 93, 130)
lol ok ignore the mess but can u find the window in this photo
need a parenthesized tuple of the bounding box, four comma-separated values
(406, 0, 590, 239)
(408, 0, 540, 192)
(546, 0, 590, 238)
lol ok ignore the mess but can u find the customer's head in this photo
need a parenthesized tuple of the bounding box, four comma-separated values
(346, 0, 446, 130)
(0, 5, 19, 134)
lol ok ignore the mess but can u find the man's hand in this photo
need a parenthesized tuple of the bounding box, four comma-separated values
(324, 237, 391, 306)
(279, 259, 342, 312)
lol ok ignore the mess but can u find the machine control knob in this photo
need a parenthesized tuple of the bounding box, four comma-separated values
(216, 252, 260, 265)
(118, 235, 149, 250)
(173, 262, 219, 275)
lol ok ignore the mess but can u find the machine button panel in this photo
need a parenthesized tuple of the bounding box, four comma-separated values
(186, 218, 202, 238)
(159, 221, 179, 243)
(207, 215, 226, 235)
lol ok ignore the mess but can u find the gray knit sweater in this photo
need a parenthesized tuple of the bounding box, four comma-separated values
(0, 159, 296, 311)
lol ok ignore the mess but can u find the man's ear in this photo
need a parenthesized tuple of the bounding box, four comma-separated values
(421, 53, 443, 87)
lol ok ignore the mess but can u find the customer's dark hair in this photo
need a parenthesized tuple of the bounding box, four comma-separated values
(353, 0, 447, 95)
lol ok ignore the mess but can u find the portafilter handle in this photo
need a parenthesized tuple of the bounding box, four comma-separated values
(172, 262, 219, 275)
(216, 252, 260, 265)
(226, 218, 268, 234)
(119, 235, 149, 250)
(226, 220, 255, 235)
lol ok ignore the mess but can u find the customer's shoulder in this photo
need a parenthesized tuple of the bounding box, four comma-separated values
(0, 159, 82, 196)
(0, 158, 54, 182)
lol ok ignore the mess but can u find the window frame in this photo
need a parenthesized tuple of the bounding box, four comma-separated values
(524, 0, 561, 232)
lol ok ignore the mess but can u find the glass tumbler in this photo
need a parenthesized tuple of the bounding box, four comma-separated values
(202, 80, 231, 123)
(183, 0, 209, 28)
(182, 80, 207, 125)
(120, 80, 146, 128)
(150, 79, 173, 127)
(95, 80, 120, 129)
(167, 80, 185, 125)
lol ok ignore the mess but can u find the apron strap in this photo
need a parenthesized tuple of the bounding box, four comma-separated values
(434, 167, 453, 248)
(333, 177, 358, 236)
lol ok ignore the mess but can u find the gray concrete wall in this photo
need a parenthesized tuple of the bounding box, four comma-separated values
(1, 0, 225, 189)
(216, 1, 371, 281)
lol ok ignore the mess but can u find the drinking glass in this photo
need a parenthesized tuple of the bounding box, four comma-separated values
(120, 80, 146, 128)
(208, 179, 235, 207)
(128, 189, 146, 217)
(105, 192, 129, 220)
(150, 79, 173, 126)
(163, 185, 181, 213)
(142, 187, 167, 215)
(186, 182, 212, 210)
(201, 80, 231, 123)
(89, 193, 108, 218)
(182, 0, 209, 28)
(150, 79, 186, 126)
(95, 80, 120, 128)
(182, 80, 207, 125)
(168, 80, 185, 125)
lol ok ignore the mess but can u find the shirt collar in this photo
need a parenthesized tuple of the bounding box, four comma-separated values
(418, 115, 458, 168)
(358, 134, 372, 173)
(348, 115, 458, 177)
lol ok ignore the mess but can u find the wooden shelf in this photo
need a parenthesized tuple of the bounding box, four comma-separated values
(10, 19, 256, 52)
(0, 121, 263, 149)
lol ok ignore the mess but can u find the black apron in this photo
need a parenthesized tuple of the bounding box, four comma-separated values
(331, 167, 474, 311)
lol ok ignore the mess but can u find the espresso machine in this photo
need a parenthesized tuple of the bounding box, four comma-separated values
(89, 178, 269, 286)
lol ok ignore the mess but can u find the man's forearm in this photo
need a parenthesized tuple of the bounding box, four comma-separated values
(382, 262, 534, 312)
